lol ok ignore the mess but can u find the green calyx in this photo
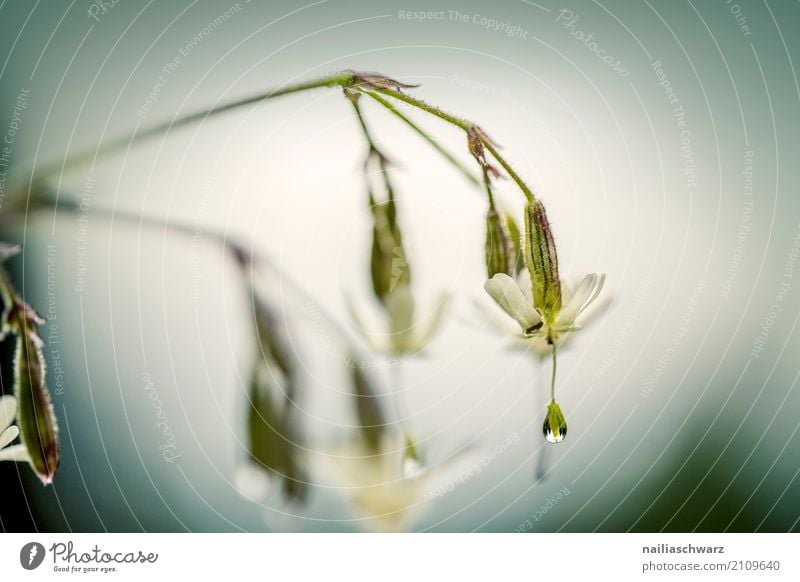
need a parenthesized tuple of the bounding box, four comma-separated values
(524, 200, 561, 327)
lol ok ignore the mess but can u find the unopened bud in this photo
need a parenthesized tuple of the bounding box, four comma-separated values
(524, 200, 561, 323)
(484, 209, 514, 278)
(12, 308, 59, 484)
(370, 202, 411, 305)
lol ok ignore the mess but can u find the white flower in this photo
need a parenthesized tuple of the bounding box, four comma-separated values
(484, 271, 605, 354)
(347, 285, 448, 356)
(0, 395, 28, 462)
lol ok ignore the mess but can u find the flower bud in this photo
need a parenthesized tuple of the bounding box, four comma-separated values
(370, 200, 411, 305)
(524, 200, 561, 324)
(484, 208, 514, 278)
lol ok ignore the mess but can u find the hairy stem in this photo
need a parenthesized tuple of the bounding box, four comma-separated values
(362, 91, 479, 187)
(363, 86, 535, 202)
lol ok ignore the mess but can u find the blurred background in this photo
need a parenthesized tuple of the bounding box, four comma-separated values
(0, 0, 798, 532)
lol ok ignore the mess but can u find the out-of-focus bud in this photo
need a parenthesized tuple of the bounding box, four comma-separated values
(247, 297, 307, 502)
(369, 197, 411, 305)
(504, 211, 525, 275)
(484, 208, 514, 278)
(524, 200, 562, 326)
(11, 305, 59, 484)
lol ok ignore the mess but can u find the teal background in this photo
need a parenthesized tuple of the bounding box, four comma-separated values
(0, 0, 799, 532)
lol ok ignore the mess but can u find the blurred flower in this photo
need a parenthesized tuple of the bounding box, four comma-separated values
(313, 435, 479, 532)
(348, 285, 448, 356)
(0, 395, 28, 462)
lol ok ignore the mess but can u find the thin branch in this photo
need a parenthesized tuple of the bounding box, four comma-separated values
(364, 86, 536, 202)
(21, 72, 356, 185)
(362, 91, 479, 187)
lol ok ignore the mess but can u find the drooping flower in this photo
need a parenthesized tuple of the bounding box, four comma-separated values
(483, 199, 605, 444)
(484, 201, 605, 349)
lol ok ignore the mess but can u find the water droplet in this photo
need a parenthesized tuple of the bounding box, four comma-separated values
(542, 402, 567, 444)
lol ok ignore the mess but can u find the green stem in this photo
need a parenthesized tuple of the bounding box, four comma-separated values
(27, 72, 355, 183)
(365, 87, 536, 203)
(481, 167, 496, 210)
(362, 91, 479, 187)
(390, 359, 416, 460)
(368, 87, 470, 130)
(550, 344, 558, 403)
(480, 139, 536, 203)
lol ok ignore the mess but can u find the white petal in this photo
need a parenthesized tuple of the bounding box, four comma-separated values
(575, 273, 605, 319)
(0, 425, 19, 449)
(0, 443, 28, 462)
(556, 274, 597, 326)
(0, 395, 16, 433)
(484, 274, 542, 331)
(483, 273, 542, 331)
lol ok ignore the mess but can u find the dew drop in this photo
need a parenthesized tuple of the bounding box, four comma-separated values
(542, 402, 567, 444)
